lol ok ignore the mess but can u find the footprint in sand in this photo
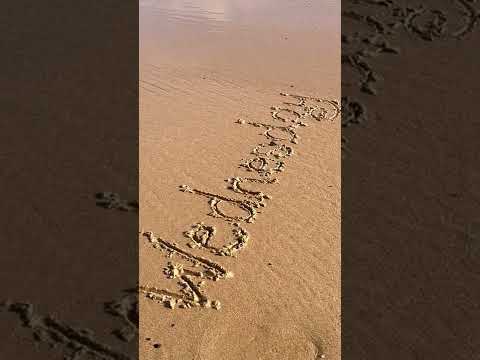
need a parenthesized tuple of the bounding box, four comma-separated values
(196, 316, 323, 360)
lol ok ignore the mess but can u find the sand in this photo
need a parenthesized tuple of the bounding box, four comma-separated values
(139, 1, 341, 359)
(0, 2, 139, 360)
(342, 0, 480, 358)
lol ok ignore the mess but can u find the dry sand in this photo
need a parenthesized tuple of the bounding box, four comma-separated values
(139, 1, 340, 359)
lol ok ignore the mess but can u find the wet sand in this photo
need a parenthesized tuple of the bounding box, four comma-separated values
(0, 3, 138, 360)
(140, 1, 340, 359)
(342, 0, 480, 358)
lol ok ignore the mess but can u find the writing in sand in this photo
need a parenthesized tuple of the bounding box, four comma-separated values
(140, 92, 340, 310)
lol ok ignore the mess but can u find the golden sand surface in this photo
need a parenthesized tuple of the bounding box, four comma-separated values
(140, 1, 340, 359)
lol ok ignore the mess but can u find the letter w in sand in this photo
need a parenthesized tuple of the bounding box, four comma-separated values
(140, 230, 233, 310)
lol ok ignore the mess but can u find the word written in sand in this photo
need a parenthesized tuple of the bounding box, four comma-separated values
(141, 93, 340, 310)
(1, 289, 138, 360)
(342, 0, 480, 154)
(343, 0, 480, 96)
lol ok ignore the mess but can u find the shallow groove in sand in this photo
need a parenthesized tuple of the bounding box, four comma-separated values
(141, 92, 340, 311)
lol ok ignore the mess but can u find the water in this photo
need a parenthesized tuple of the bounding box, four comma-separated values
(140, 0, 340, 97)
(140, 0, 339, 33)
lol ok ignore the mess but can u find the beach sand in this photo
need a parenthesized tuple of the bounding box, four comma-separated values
(0, 3, 138, 360)
(342, 0, 480, 358)
(139, 1, 340, 359)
